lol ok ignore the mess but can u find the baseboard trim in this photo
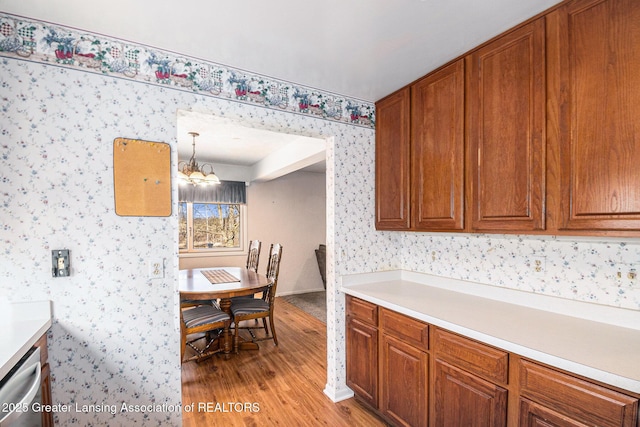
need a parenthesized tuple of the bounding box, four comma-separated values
(323, 383, 354, 402)
(278, 288, 325, 297)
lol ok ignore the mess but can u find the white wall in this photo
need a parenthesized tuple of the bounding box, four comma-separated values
(179, 170, 327, 295)
(247, 171, 327, 295)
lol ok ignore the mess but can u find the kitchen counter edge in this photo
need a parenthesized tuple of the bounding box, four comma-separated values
(340, 270, 640, 394)
(0, 300, 53, 381)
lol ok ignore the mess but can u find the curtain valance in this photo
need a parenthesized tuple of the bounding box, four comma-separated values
(178, 181, 246, 204)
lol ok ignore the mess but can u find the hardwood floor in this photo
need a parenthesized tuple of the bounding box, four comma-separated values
(181, 298, 389, 427)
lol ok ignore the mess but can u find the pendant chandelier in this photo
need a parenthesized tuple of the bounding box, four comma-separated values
(178, 132, 220, 186)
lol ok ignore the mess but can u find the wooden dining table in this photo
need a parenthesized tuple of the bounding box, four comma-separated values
(179, 267, 270, 358)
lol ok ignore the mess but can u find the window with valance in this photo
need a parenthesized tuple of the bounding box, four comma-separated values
(178, 181, 247, 254)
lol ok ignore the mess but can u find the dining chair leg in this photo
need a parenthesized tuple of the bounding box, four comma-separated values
(181, 333, 186, 362)
(233, 322, 240, 354)
(269, 315, 278, 346)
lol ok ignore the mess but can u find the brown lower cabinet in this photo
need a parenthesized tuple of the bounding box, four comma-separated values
(36, 333, 54, 427)
(433, 328, 508, 427)
(345, 295, 639, 427)
(434, 361, 507, 427)
(346, 296, 379, 407)
(518, 359, 638, 427)
(346, 316, 378, 407)
(379, 308, 429, 427)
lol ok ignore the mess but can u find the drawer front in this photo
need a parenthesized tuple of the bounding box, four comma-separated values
(380, 308, 429, 350)
(519, 359, 638, 427)
(346, 295, 378, 326)
(434, 328, 508, 384)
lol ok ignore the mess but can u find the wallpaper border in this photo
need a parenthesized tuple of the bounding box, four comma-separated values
(0, 12, 376, 129)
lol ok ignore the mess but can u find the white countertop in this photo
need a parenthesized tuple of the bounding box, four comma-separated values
(0, 300, 52, 381)
(341, 270, 640, 394)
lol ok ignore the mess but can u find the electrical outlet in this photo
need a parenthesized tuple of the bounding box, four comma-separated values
(615, 263, 637, 285)
(148, 258, 164, 279)
(531, 256, 546, 276)
(340, 248, 348, 262)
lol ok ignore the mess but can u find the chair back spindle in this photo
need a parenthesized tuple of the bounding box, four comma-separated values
(264, 243, 283, 302)
(246, 239, 261, 272)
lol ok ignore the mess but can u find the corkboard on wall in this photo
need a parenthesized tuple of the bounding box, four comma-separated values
(113, 138, 171, 216)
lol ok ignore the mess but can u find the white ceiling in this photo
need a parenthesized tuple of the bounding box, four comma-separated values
(176, 110, 326, 183)
(3, 0, 561, 102)
(2, 0, 562, 180)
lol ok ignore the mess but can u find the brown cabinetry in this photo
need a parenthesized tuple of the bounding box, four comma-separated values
(466, 17, 546, 232)
(433, 329, 508, 427)
(518, 359, 638, 427)
(547, 0, 640, 233)
(36, 333, 53, 427)
(411, 59, 465, 231)
(379, 308, 429, 426)
(375, 87, 411, 230)
(345, 296, 639, 426)
(346, 296, 378, 407)
(434, 360, 507, 427)
(375, 0, 640, 236)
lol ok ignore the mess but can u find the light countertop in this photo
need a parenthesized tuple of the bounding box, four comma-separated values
(0, 300, 52, 381)
(341, 270, 640, 394)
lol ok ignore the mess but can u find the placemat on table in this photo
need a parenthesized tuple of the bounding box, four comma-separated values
(201, 269, 240, 284)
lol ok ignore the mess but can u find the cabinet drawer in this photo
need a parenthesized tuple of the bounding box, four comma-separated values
(346, 295, 378, 326)
(519, 359, 638, 427)
(380, 308, 428, 350)
(434, 328, 508, 384)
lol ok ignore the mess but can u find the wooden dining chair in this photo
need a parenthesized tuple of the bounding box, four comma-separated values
(246, 239, 261, 272)
(230, 239, 263, 303)
(180, 302, 231, 363)
(230, 243, 283, 353)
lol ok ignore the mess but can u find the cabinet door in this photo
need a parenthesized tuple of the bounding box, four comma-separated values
(466, 18, 546, 232)
(519, 359, 638, 427)
(411, 59, 465, 231)
(375, 87, 411, 230)
(346, 317, 378, 407)
(547, 0, 640, 231)
(519, 399, 588, 427)
(434, 360, 507, 427)
(380, 334, 428, 427)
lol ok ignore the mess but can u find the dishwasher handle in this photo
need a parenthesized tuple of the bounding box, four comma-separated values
(0, 361, 41, 426)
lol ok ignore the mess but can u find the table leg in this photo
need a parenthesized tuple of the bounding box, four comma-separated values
(219, 298, 233, 359)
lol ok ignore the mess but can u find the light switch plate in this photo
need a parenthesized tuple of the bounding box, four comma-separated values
(148, 258, 164, 279)
(52, 249, 70, 277)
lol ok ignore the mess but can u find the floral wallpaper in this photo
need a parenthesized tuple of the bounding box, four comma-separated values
(0, 53, 378, 424)
(400, 234, 640, 311)
(0, 12, 375, 128)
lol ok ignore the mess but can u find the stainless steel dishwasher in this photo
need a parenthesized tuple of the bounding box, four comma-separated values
(0, 346, 42, 427)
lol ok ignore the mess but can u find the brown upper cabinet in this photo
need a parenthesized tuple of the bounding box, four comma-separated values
(547, 0, 640, 233)
(466, 17, 546, 233)
(411, 60, 465, 231)
(375, 0, 640, 236)
(375, 87, 411, 230)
